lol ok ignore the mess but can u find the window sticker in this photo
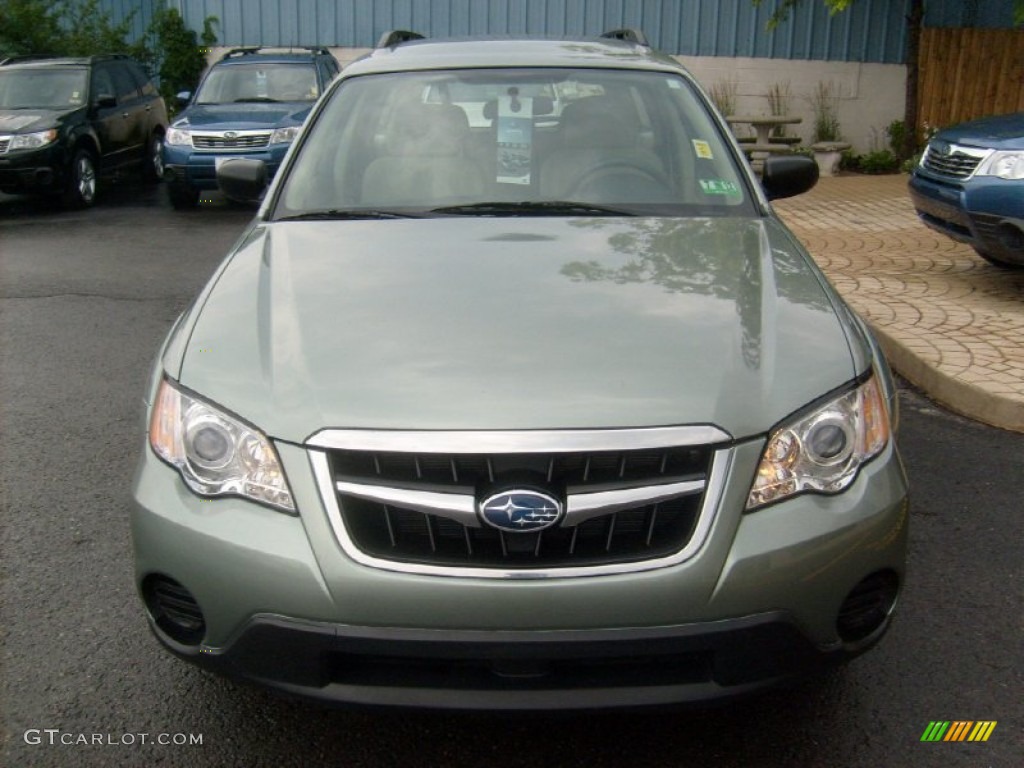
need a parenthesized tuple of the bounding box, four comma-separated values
(496, 90, 533, 185)
(699, 179, 741, 196)
(692, 140, 714, 160)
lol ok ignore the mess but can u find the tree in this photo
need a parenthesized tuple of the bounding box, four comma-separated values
(0, 0, 144, 59)
(0, 1, 217, 114)
(0, 0, 65, 56)
(142, 8, 218, 109)
(753, 0, 1023, 159)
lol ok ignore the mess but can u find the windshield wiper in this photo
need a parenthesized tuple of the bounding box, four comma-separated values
(276, 209, 423, 221)
(233, 97, 281, 103)
(428, 201, 636, 217)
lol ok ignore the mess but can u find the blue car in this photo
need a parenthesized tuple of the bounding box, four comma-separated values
(163, 47, 340, 209)
(909, 111, 1024, 268)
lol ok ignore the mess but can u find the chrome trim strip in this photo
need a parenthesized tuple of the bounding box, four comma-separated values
(564, 479, 706, 525)
(307, 425, 731, 453)
(310, 447, 734, 580)
(192, 129, 273, 138)
(334, 477, 707, 530)
(336, 480, 480, 527)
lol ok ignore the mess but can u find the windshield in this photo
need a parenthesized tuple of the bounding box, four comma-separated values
(274, 67, 752, 219)
(195, 62, 318, 104)
(0, 68, 88, 109)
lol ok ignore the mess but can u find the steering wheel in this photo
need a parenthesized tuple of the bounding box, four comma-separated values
(567, 162, 671, 200)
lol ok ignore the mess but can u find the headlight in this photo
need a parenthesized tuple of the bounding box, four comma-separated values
(746, 374, 891, 511)
(149, 378, 295, 512)
(165, 126, 193, 146)
(976, 151, 1024, 180)
(270, 125, 301, 144)
(9, 129, 58, 150)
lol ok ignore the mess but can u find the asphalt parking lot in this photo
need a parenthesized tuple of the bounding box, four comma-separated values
(1, 181, 1022, 767)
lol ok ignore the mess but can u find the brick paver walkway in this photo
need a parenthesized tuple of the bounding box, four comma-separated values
(775, 175, 1024, 432)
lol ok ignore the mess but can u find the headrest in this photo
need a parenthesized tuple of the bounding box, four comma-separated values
(388, 103, 470, 156)
(559, 97, 635, 147)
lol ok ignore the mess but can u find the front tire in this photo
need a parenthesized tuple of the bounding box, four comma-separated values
(167, 181, 200, 210)
(143, 133, 165, 183)
(63, 149, 97, 208)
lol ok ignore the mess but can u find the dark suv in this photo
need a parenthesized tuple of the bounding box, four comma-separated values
(162, 47, 340, 209)
(0, 54, 168, 207)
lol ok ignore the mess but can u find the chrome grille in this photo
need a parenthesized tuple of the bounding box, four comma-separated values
(192, 132, 270, 150)
(0, 138, 10, 154)
(308, 427, 731, 577)
(339, 492, 702, 568)
(921, 143, 987, 179)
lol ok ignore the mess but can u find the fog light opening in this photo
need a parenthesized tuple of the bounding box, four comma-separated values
(997, 222, 1024, 251)
(143, 574, 206, 646)
(836, 570, 899, 644)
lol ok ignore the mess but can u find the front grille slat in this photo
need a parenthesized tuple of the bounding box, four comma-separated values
(330, 442, 713, 570)
(192, 132, 270, 150)
(922, 144, 986, 179)
(192, 132, 271, 150)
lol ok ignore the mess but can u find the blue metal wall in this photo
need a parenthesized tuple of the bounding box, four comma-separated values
(164, 0, 909, 63)
(99, 0, 162, 43)
(100, 1, 1023, 64)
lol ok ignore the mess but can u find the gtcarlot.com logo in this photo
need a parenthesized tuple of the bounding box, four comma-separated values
(24, 730, 203, 747)
(920, 721, 997, 743)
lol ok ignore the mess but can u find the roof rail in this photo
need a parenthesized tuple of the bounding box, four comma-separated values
(600, 28, 650, 47)
(220, 46, 261, 59)
(376, 30, 425, 49)
(0, 53, 60, 65)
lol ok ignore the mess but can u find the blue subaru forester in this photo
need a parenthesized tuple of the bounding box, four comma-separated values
(162, 47, 340, 209)
(909, 111, 1024, 268)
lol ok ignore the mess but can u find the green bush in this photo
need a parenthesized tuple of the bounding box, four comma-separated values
(858, 150, 901, 174)
(841, 149, 901, 175)
(901, 152, 923, 174)
(886, 119, 913, 161)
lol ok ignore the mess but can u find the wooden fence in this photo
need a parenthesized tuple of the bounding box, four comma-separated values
(918, 27, 1024, 131)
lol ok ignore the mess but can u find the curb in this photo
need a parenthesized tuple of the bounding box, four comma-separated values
(873, 326, 1024, 433)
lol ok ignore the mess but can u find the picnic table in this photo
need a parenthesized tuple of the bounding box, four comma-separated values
(726, 115, 803, 146)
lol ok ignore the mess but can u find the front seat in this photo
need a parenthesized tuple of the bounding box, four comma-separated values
(361, 103, 485, 207)
(539, 96, 670, 203)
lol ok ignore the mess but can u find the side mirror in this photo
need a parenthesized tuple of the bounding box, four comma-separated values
(761, 155, 819, 200)
(95, 94, 117, 109)
(176, 91, 192, 108)
(216, 158, 267, 201)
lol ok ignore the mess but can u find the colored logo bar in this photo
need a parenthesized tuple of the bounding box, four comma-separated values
(920, 721, 997, 742)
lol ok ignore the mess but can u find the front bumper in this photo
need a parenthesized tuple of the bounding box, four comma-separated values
(908, 172, 1024, 265)
(165, 612, 848, 709)
(0, 143, 66, 193)
(163, 145, 288, 191)
(131, 431, 909, 708)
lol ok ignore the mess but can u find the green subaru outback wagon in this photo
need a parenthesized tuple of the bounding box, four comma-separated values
(132, 30, 908, 709)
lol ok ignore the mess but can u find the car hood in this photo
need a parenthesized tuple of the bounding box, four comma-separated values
(937, 111, 1024, 151)
(0, 108, 68, 133)
(174, 216, 859, 443)
(174, 102, 312, 130)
